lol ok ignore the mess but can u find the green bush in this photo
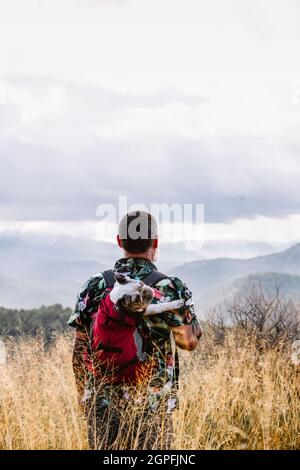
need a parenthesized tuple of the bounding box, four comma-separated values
(0, 304, 72, 339)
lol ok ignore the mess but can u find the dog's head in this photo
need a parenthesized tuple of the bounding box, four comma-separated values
(110, 272, 154, 314)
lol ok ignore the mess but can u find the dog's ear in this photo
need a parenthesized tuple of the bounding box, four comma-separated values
(113, 272, 130, 285)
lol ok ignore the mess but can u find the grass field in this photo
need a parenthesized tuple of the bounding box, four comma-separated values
(0, 332, 299, 450)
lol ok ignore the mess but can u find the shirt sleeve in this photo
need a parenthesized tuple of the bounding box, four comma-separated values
(67, 273, 106, 329)
(154, 276, 199, 328)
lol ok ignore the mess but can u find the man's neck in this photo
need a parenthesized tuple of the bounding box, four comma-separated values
(123, 251, 154, 262)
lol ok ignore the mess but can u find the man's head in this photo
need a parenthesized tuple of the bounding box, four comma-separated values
(117, 211, 159, 261)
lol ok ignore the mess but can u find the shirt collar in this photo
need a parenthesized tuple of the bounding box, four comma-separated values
(114, 257, 157, 277)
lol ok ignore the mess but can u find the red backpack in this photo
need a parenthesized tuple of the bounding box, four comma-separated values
(84, 270, 168, 385)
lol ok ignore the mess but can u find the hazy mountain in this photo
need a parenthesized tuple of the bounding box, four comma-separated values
(171, 244, 300, 311)
(0, 233, 110, 308)
(223, 272, 300, 305)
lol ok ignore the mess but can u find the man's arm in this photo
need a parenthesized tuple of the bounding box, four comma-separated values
(154, 275, 202, 351)
(72, 329, 88, 404)
(172, 323, 202, 351)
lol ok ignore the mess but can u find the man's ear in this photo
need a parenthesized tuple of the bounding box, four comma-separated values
(153, 238, 158, 249)
(117, 234, 123, 248)
(113, 272, 130, 285)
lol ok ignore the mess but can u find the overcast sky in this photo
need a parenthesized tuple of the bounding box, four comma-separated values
(1, 0, 300, 248)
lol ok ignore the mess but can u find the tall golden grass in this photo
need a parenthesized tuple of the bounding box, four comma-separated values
(0, 332, 299, 450)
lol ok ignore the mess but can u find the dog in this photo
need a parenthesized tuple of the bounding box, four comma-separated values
(110, 272, 184, 316)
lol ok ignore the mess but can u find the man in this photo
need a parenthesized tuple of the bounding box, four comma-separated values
(68, 211, 201, 450)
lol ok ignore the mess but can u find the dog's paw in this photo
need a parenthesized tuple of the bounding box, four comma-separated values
(144, 299, 185, 316)
(168, 299, 184, 309)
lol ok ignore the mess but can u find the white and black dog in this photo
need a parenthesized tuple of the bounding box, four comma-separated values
(110, 272, 184, 316)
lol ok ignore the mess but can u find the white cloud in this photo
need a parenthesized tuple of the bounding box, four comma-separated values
(1, 0, 300, 90)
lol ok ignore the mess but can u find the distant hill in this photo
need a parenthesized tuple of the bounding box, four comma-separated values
(171, 244, 300, 310)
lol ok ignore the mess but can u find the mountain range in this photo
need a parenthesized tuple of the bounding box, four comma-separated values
(0, 230, 300, 310)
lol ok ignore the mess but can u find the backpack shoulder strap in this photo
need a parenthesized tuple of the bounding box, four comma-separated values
(142, 270, 168, 287)
(102, 269, 168, 288)
(174, 346, 180, 389)
(102, 269, 116, 288)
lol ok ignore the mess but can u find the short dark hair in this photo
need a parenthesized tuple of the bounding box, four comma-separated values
(118, 211, 158, 254)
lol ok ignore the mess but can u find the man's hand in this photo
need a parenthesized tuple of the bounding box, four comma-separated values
(172, 324, 202, 351)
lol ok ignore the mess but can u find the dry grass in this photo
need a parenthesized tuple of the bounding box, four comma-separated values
(0, 333, 299, 450)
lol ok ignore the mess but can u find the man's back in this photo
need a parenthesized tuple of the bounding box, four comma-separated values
(69, 211, 201, 449)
